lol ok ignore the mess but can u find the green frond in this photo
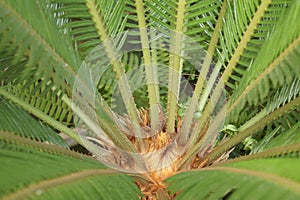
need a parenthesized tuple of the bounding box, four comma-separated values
(53, 0, 127, 58)
(1, 0, 300, 198)
(61, 93, 137, 153)
(147, 0, 177, 31)
(247, 79, 300, 150)
(229, 77, 300, 126)
(0, 99, 67, 147)
(223, 0, 290, 93)
(175, 1, 227, 150)
(268, 78, 300, 113)
(253, 114, 300, 153)
(148, 0, 221, 43)
(208, 95, 300, 162)
(52, 0, 99, 58)
(124, 0, 139, 29)
(0, 133, 140, 199)
(219, 142, 300, 165)
(0, 0, 80, 93)
(83, 0, 142, 142)
(184, 0, 221, 44)
(3, 81, 73, 126)
(136, 0, 162, 132)
(98, 52, 142, 105)
(228, 0, 300, 121)
(147, 0, 223, 134)
(234, 105, 300, 154)
(219, 0, 263, 67)
(0, 88, 81, 145)
(231, 104, 299, 154)
(168, 158, 300, 200)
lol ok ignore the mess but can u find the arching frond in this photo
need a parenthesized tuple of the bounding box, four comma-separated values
(223, 0, 290, 93)
(0, 131, 140, 200)
(168, 158, 300, 200)
(208, 95, 300, 163)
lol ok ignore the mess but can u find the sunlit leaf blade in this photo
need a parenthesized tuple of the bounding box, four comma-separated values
(168, 158, 300, 200)
(29, 174, 140, 200)
(0, 136, 141, 200)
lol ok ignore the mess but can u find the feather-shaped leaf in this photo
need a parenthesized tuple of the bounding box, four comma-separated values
(52, 0, 128, 58)
(228, 0, 300, 122)
(0, 132, 141, 199)
(0, 98, 67, 147)
(253, 120, 300, 153)
(0, 0, 80, 93)
(168, 158, 300, 200)
(4, 82, 73, 126)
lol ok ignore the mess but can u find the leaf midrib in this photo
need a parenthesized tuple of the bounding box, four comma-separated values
(2, 169, 119, 200)
(203, 166, 300, 195)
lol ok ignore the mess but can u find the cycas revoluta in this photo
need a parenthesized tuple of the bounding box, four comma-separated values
(0, 0, 300, 199)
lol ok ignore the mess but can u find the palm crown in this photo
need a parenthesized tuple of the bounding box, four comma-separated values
(0, 0, 300, 199)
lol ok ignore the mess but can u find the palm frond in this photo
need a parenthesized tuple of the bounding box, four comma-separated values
(0, 99, 67, 147)
(0, 88, 81, 144)
(84, 0, 142, 140)
(268, 78, 300, 113)
(227, 0, 300, 121)
(223, 0, 290, 93)
(252, 120, 300, 153)
(175, 1, 226, 147)
(168, 158, 300, 200)
(98, 52, 142, 105)
(0, 131, 140, 200)
(0, 0, 80, 93)
(147, 0, 177, 31)
(135, 0, 162, 132)
(184, 0, 221, 44)
(52, 0, 127, 58)
(229, 77, 299, 127)
(219, 0, 265, 74)
(208, 95, 300, 163)
(4, 81, 73, 126)
(1, 0, 300, 198)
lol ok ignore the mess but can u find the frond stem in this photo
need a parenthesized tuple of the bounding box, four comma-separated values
(136, 0, 161, 132)
(0, 131, 85, 158)
(166, 0, 186, 135)
(176, 1, 226, 144)
(85, 0, 144, 149)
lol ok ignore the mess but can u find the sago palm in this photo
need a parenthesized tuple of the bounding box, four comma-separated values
(1, 0, 300, 199)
